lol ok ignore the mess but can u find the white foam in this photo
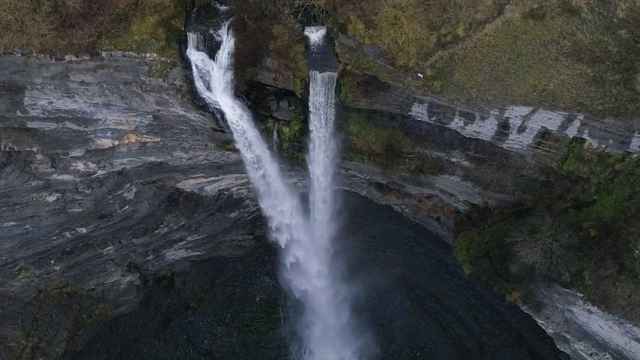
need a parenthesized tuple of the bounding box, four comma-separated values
(304, 26, 328, 48)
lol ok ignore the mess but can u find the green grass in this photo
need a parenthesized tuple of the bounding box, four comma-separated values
(430, 9, 593, 111)
(336, 0, 504, 69)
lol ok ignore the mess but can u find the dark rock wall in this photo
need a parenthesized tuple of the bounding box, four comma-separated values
(0, 55, 261, 359)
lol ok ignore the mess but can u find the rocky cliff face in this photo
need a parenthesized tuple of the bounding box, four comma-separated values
(0, 54, 263, 359)
(1, 1, 640, 359)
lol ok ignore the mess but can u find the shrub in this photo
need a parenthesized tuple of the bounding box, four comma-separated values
(454, 223, 512, 291)
(346, 113, 411, 167)
(455, 139, 640, 311)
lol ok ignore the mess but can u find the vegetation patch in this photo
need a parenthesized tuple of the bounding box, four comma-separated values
(315, 0, 640, 119)
(455, 222, 515, 294)
(264, 110, 307, 162)
(16, 282, 113, 360)
(232, 0, 309, 93)
(456, 139, 640, 320)
(344, 109, 444, 175)
(325, 0, 506, 69)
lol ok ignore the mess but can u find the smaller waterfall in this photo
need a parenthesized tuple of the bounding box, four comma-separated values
(302, 26, 367, 360)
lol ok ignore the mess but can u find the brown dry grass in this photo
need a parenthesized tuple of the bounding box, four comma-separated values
(0, 0, 188, 57)
(0, 0, 136, 54)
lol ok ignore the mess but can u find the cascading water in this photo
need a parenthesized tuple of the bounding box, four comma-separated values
(303, 26, 364, 360)
(187, 20, 364, 360)
(187, 22, 307, 254)
(306, 26, 339, 255)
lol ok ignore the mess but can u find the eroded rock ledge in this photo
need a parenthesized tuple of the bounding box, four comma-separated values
(0, 55, 261, 359)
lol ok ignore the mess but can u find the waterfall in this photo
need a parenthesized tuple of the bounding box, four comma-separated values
(303, 26, 363, 360)
(187, 21, 364, 360)
(187, 22, 307, 254)
(306, 27, 339, 252)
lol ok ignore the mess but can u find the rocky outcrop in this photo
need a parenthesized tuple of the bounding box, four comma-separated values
(0, 54, 262, 359)
(525, 284, 640, 360)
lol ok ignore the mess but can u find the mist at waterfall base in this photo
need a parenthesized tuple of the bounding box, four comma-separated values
(187, 21, 371, 360)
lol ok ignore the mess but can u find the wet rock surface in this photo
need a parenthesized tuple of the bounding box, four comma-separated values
(525, 284, 640, 360)
(0, 55, 260, 359)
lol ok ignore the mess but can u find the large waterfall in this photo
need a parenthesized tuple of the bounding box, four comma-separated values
(302, 27, 363, 360)
(187, 21, 364, 360)
(187, 22, 308, 254)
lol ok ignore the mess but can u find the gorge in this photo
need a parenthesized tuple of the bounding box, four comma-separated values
(1, 1, 640, 360)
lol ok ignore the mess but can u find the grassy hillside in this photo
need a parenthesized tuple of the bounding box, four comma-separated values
(2, 0, 639, 118)
(329, 0, 640, 118)
(0, 0, 188, 58)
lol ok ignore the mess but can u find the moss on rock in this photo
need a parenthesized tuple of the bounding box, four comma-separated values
(344, 109, 445, 175)
(265, 110, 307, 161)
(98, 0, 188, 60)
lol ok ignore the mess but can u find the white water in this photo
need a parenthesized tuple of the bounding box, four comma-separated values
(303, 27, 365, 360)
(187, 24, 307, 254)
(307, 71, 339, 303)
(187, 22, 363, 360)
(304, 26, 327, 48)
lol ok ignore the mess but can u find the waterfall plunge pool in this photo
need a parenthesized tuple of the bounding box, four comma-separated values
(70, 191, 564, 360)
